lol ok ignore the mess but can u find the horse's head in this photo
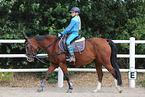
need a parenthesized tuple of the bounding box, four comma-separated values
(24, 36, 38, 62)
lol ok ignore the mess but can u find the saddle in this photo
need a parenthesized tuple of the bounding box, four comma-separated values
(58, 34, 85, 55)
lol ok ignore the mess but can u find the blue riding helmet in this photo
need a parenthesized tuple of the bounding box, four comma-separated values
(69, 7, 80, 13)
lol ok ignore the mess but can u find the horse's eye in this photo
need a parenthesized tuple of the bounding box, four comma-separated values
(27, 46, 29, 50)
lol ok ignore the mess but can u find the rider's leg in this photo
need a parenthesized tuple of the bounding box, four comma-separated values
(66, 34, 78, 62)
(66, 34, 78, 44)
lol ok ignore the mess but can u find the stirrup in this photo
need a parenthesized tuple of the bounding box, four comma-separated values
(66, 56, 76, 62)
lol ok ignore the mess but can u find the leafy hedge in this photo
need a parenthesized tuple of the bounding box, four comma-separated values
(0, 0, 145, 68)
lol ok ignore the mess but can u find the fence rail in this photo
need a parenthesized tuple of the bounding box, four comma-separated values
(0, 37, 145, 88)
(0, 54, 145, 58)
(0, 68, 145, 73)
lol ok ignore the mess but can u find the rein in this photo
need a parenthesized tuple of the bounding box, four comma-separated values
(26, 37, 64, 65)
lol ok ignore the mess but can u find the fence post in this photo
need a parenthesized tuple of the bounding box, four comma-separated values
(58, 67, 63, 88)
(129, 37, 136, 88)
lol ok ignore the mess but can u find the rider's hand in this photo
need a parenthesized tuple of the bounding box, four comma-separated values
(58, 33, 62, 37)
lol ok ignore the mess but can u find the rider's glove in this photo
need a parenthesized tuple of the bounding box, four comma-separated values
(58, 33, 62, 37)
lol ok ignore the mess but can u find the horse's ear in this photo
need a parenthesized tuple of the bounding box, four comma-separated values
(24, 36, 28, 40)
(24, 36, 28, 43)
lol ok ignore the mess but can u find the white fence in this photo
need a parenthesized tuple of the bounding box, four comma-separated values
(0, 37, 145, 88)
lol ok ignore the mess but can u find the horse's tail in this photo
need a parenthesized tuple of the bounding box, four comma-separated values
(107, 39, 122, 86)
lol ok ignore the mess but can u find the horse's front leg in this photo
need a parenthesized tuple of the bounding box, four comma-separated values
(65, 74, 73, 93)
(37, 64, 58, 92)
(59, 62, 73, 93)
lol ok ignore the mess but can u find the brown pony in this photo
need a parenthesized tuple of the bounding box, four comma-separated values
(25, 35, 122, 93)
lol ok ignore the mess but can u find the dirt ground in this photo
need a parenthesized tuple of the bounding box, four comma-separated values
(0, 87, 145, 97)
(0, 72, 145, 97)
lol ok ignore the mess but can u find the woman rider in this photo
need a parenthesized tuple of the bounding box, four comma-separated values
(58, 7, 81, 62)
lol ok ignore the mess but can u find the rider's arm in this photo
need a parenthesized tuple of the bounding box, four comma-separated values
(61, 18, 76, 35)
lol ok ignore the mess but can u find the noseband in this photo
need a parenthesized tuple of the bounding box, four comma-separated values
(25, 39, 37, 57)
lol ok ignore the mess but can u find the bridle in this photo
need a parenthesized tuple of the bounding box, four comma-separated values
(25, 37, 64, 64)
(25, 38, 37, 57)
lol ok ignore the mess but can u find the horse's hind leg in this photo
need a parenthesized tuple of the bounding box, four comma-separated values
(93, 60, 103, 93)
(104, 64, 122, 93)
(37, 64, 58, 92)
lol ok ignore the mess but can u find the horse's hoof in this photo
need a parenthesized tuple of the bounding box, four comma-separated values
(92, 89, 100, 93)
(116, 86, 122, 93)
(66, 89, 72, 93)
(119, 90, 122, 93)
(37, 86, 43, 92)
